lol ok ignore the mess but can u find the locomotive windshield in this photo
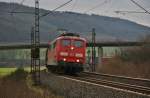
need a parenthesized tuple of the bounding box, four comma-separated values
(62, 39, 71, 46)
(74, 40, 83, 47)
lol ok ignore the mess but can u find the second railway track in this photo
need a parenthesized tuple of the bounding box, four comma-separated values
(80, 72, 150, 87)
(63, 72, 150, 95)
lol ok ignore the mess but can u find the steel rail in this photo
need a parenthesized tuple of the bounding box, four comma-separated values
(40, 70, 150, 95)
(64, 74, 150, 95)
(73, 76, 150, 95)
(81, 72, 150, 87)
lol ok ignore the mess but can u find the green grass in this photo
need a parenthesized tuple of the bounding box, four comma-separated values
(0, 66, 46, 77)
(0, 68, 63, 98)
(0, 68, 17, 76)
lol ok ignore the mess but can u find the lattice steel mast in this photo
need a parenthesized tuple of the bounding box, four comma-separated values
(30, 0, 72, 85)
(31, 0, 40, 85)
(92, 28, 96, 72)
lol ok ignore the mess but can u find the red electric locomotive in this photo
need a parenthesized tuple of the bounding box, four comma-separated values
(45, 33, 86, 74)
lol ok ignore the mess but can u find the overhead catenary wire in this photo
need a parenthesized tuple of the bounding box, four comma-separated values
(115, 0, 150, 15)
(3, 0, 72, 16)
(84, 0, 110, 13)
(11, 0, 26, 14)
(70, 0, 78, 12)
(115, 10, 146, 14)
(40, 0, 73, 18)
(130, 0, 150, 14)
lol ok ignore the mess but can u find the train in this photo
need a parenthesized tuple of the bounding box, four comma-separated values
(45, 33, 86, 74)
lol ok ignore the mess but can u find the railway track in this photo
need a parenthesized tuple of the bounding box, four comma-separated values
(62, 72, 150, 95)
(80, 72, 150, 87)
(40, 71, 150, 98)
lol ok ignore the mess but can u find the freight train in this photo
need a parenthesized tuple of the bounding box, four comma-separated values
(45, 33, 86, 74)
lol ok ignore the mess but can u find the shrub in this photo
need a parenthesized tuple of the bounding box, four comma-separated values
(0, 68, 63, 98)
(119, 36, 150, 64)
(99, 36, 150, 78)
(4, 67, 28, 81)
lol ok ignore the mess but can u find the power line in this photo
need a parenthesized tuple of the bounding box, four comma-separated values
(40, 0, 73, 18)
(84, 0, 110, 13)
(11, 0, 26, 13)
(115, 10, 146, 14)
(70, 0, 78, 12)
(115, 0, 150, 15)
(4, 0, 72, 16)
(130, 0, 150, 14)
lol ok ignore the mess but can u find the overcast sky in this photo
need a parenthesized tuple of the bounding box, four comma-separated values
(0, 0, 150, 27)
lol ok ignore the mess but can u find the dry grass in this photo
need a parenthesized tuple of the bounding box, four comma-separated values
(99, 36, 150, 79)
(0, 68, 63, 98)
(99, 57, 150, 79)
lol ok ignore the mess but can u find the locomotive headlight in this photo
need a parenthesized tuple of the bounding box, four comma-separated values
(76, 59, 80, 62)
(60, 52, 68, 56)
(63, 58, 66, 61)
(71, 47, 74, 50)
(75, 53, 83, 57)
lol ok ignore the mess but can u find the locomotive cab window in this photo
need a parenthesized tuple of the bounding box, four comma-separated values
(61, 39, 70, 46)
(74, 40, 83, 47)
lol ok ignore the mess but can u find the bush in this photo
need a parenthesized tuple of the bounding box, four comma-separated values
(119, 36, 150, 63)
(0, 68, 63, 98)
(99, 36, 150, 78)
(4, 67, 28, 81)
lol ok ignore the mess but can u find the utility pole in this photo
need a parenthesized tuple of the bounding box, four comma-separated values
(91, 28, 96, 72)
(31, 0, 40, 85)
(31, 27, 34, 74)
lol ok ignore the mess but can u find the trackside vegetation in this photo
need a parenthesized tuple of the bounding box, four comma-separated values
(0, 68, 63, 98)
(99, 36, 150, 79)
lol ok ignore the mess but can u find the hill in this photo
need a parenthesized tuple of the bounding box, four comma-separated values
(0, 2, 150, 43)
